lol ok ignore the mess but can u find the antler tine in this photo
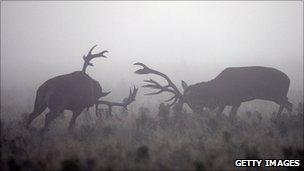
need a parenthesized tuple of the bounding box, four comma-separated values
(82, 45, 108, 73)
(87, 45, 98, 56)
(143, 79, 170, 87)
(143, 79, 173, 90)
(141, 78, 178, 98)
(142, 85, 175, 94)
(143, 79, 162, 89)
(134, 62, 183, 106)
(142, 84, 159, 89)
(97, 86, 138, 115)
(133, 86, 138, 99)
(134, 62, 154, 75)
(145, 89, 163, 96)
(165, 94, 177, 102)
(168, 97, 179, 106)
(129, 87, 132, 97)
(92, 50, 109, 58)
(134, 62, 182, 96)
(134, 62, 148, 68)
(122, 86, 138, 108)
(86, 45, 108, 60)
(125, 87, 133, 102)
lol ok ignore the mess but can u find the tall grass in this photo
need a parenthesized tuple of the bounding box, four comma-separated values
(1, 103, 303, 171)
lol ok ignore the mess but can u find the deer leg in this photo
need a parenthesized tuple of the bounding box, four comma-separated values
(27, 105, 47, 128)
(108, 106, 112, 117)
(43, 110, 60, 132)
(277, 105, 284, 116)
(276, 98, 292, 115)
(68, 109, 83, 131)
(229, 103, 241, 119)
(216, 105, 226, 117)
(285, 101, 293, 114)
(95, 104, 99, 117)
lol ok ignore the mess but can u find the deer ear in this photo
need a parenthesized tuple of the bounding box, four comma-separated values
(181, 80, 188, 91)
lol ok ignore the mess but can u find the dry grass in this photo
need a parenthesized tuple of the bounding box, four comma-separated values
(1, 104, 303, 171)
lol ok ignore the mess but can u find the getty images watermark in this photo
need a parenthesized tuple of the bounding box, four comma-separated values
(235, 159, 301, 167)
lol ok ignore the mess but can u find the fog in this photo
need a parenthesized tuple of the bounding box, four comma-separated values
(1, 2, 303, 170)
(1, 1, 303, 109)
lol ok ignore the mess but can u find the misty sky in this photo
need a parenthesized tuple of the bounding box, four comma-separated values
(1, 1, 303, 105)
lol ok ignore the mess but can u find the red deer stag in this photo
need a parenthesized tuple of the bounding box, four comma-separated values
(26, 45, 137, 131)
(134, 63, 292, 118)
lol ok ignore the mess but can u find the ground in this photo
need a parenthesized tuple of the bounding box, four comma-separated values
(1, 104, 303, 171)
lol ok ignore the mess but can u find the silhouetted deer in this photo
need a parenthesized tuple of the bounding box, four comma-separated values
(26, 45, 137, 131)
(134, 63, 292, 118)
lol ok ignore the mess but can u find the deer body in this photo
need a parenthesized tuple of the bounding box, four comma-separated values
(183, 66, 292, 117)
(35, 71, 102, 111)
(134, 63, 292, 118)
(27, 45, 137, 131)
(28, 71, 103, 130)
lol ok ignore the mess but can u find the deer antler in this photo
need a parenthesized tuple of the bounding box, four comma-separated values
(82, 45, 109, 73)
(122, 86, 138, 108)
(96, 86, 138, 116)
(134, 62, 182, 106)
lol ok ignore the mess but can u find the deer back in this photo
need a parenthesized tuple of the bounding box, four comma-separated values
(40, 71, 103, 110)
(186, 66, 290, 106)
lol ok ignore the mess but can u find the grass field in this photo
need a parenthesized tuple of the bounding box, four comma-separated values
(1, 103, 303, 171)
